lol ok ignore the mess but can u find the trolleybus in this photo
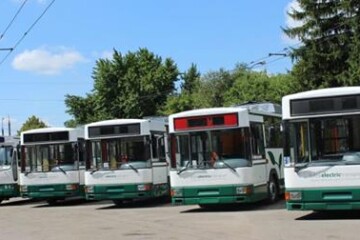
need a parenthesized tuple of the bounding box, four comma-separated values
(84, 119, 169, 206)
(169, 103, 283, 207)
(0, 136, 20, 204)
(283, 87, 360, 211)
(20, 127, 85, 204)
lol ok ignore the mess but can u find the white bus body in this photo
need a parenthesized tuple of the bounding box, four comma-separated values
(168, 103, 283, 207)
(84, 119, 169, 205)
(283, 87, 360, 211)
(20, 127, 85, 204)
(0, 136, 20, 203)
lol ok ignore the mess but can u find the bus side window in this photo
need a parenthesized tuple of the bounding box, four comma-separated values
(264, 116, 283, 148)
(250, 122, 265, 159)
(158, 136, 166, 162)
(151, 135, 158, 160)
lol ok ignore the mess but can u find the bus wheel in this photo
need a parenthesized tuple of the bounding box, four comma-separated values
(46, 199, 59, 205)
(113, 200, 124, 207)
(267, 175, 279, 203)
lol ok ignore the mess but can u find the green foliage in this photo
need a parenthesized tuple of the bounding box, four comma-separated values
(18, 115, 47, 135)
(161, 63, 297, 115)
(160, 64, 201, 115)
(65, 48, 179, 124)
(224, 67, 298, 106)
(284, 0, 360, 90)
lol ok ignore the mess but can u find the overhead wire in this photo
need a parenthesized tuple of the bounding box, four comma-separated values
(0, 0, 28, 41)
(0, 0, 56, 66)
(248, 21, 352, 69)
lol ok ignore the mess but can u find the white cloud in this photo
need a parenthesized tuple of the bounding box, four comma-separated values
(282, 0, 303, 45)
(12, 47, 86, 75)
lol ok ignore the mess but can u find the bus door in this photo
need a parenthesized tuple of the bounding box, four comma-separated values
(250, 122, 267, 185)
(11, 147, 18, 182)
(151, 133, 168, 185)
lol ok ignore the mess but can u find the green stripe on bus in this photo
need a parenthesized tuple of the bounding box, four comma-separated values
(0, 184, 19, 198)
(171, 184, 268, 205)
(85, 183, 169, 201)
(286, 187, 360, 211)
(21, 183, 83, 199)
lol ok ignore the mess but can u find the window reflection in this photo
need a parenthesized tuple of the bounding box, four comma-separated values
(22, 143, 77, 172)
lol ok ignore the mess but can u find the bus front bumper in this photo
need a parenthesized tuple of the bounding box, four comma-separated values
(171, 184, 267, 205)
(85, 183, 168, 201)
(285, 188, 360, 211)
(20, 184, 83, 199)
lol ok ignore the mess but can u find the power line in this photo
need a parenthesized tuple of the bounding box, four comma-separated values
(247, 21, 351, 69)
(0, 0, 28, 41)
(0, 0, 56, 66)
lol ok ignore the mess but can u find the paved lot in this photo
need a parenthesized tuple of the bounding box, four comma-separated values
(1, 198, 360, 240)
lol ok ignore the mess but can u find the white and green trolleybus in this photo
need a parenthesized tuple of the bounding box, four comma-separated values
(0, 136, 20, 204)
(283, 87, 360, 211)
(169, 103, 284, 207)
(20, 127, 85, 204)
(84, 119, 169, 206)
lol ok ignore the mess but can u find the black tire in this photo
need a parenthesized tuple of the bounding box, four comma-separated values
(198, 204, 220, 210)
(267, 175, 279, 203)
(46, 199, 59, 205)
(113, 199, 124, 207)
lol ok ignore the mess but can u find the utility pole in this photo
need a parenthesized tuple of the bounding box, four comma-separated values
(1, 118, 4, 137)
(7, 115, 11, 136)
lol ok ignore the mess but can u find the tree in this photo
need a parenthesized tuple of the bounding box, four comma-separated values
(65, 48, 179, 125)
(160, 64, 201, 115)
(284, 0, 360, 90)
(181, 63, 201, 94)
(18, 116, 47, 135)
(193, 68, 235, 108)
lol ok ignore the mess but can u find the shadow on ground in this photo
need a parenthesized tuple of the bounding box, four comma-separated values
(96, 197, 172, 210)
(33, 199, 102, 208)
(180, 199, 286, 213)
(0, 198, 42, 207)
(296, 210, 360, 220)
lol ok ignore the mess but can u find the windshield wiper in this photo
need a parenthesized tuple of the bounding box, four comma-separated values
(90, 168, 98, 175)
(124, 163, 138, 173)
(54, 164, 66, 175)
(177, 161, 191, 175)
(218, 159, 236, 172)
(294, 162, 310, 172)
(24, 171, 31, 176)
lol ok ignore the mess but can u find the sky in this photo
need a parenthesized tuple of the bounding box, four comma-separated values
(0, 0, 299, 134)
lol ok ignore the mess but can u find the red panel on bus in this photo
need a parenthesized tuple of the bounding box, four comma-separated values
(174, 113, 238, 130)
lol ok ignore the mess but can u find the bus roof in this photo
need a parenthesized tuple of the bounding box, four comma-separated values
(85, 119, 149, 127)
(282, 87, 360, 120)
(84, 118, 167, 139)
(169, 103, 281, 119)
(0, 136, 19, 146)
(21, 127, 74, 134)
(282, 87, 360, 102)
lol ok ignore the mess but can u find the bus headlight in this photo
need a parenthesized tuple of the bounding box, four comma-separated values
(171, 188, 183, 197)
(236, 186, 252, 195)
(137, 184, 152, 191)
(66, 184, 78, 191)
(20, 185, 28, 192)
(285, 191, 302, 201)
(85, 186, 94, 193)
